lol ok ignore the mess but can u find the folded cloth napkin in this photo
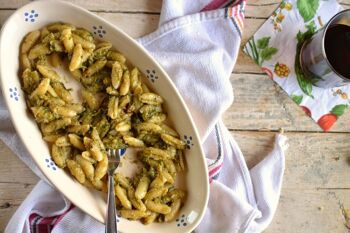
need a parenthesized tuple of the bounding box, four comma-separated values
(1, 0, 289, 232)
(244, 0, 345, 131)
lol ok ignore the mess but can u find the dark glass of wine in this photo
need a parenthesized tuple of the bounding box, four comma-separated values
(300, 10, 350, 88)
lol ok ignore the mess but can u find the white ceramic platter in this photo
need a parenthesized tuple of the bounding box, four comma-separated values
(0, 1, 209, 232)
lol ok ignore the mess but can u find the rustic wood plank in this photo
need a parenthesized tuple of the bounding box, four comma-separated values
(267, 189, 350, 233)
(0, 10, 160, 39)
(96, 12, 159, 38)
(0, 0, 162, 12)
(0, 183, 36, 205)
(0, 10, 13, 26)
(2, 0, 349, 17)
(246, 0, 350, 18)
(0, 204, 20, 233)
(224, 73, 350, 132)
(235, 18, 266, 74)
(0, 183, 35, 233)
(0, 140, 38, 184)
(0, 140, 37, 232)
(231, 131, 350, 188)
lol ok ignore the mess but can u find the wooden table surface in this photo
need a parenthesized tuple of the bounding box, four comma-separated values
(1, 0, 350, 232)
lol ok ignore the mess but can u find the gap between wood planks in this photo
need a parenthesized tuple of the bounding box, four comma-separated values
(0, 1, 348, 9)
(0, 181, 34, 186)
(0, 5, 265, 12)
(0, 202, 14, 209)
(0, 2, 348, 14)
(228, 128, 350, 134)
(317, 188, 350, 190)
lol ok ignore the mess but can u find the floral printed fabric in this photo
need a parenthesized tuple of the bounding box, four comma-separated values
(244, 0, 348, 131)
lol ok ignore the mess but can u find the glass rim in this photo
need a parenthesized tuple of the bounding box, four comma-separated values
(321, 9, 350, 81)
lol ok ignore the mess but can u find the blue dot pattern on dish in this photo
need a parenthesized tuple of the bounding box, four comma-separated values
(24, 10, 39, 22)
(183, 135, 194, 149)
(175, 214, 188, 227)
(117, 212, 121, 223)
(45, 158, 58, 171)
(146, 69, 158, 83)
(92, 25, 106, 38)
(119, 148, 126, 157)
(9, 87, 20, 101)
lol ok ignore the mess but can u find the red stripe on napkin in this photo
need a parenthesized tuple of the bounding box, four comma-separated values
(29, 204, 75, 233)
(209, 163, 223, 183)
(201, 0, 242, 11)
(209, 164, 222, 176)
(202, 0, 229, 11)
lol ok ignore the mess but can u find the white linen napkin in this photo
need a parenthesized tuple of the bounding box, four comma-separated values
(1, 0, 289, 232)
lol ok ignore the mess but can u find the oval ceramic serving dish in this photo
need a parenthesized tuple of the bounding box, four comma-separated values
(0, 1, 209, 232)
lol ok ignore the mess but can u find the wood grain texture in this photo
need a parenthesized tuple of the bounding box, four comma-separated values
(1, 0, 349, 16)
(0, 140, 38, 232)
(1, 1, 350, 232)
(269, 189, 350, 233)
(0, 141, 37, 184)
(0, 10, 160, 39)
(0, 204, 21, 233)
(0, 0, 162, 12)
(225, 73, 350, 132)
(232, 131, 350, 189)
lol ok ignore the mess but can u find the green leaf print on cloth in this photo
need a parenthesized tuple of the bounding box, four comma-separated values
(261, 47, 278, 61)
(245, 36, 278, 66)
(294, 22, 317, 97)
(291, 95, 303, 105)
(330, 104, 348, 117)
(257, 37, 270, 49)
(318, 104, 348, 131)
(297, 0, 320, 22)
(243, 0, 345, 131)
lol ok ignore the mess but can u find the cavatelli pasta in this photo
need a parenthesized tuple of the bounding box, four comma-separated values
(19, 22, 187, 225)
